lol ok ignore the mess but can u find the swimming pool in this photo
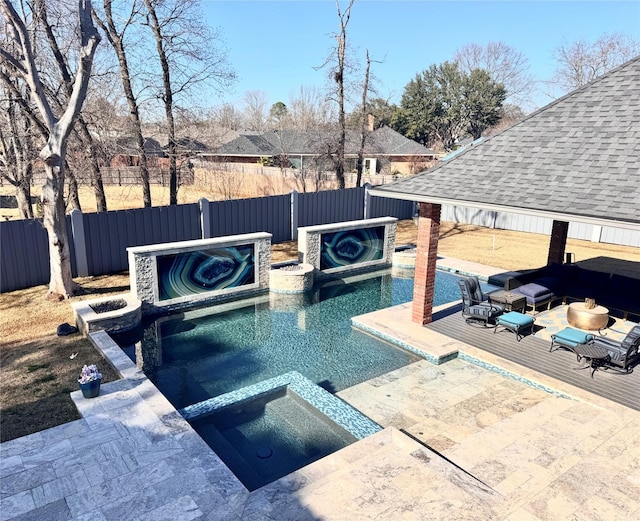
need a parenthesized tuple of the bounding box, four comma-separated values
(115, 269, 465, 410)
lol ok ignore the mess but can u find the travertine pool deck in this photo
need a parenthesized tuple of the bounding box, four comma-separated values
(2, 258, 639, 520)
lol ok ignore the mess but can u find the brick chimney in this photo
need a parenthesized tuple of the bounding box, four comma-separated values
(368, 114, 375, 131)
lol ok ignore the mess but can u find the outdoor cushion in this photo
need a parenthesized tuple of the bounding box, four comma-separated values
(551, 327, 594, 348)
(516, 283, 552, 298)
(497, 311, 535, 328)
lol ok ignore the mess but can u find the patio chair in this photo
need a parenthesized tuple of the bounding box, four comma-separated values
(457, 276, 504, 326)
(591, 324, 640, 373)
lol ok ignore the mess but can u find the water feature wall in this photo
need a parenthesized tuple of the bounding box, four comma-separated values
(128, 232, 272, 316)
(298, 217, 397, 277)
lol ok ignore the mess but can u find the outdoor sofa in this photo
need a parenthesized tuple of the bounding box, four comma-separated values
(491, 263, 640, 319)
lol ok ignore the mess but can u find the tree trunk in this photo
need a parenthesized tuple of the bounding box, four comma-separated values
(77, 118, 107, 211)
(65, 167, 81, 211)
(144, 0, 178, 205)
(99, 1, 152, 207)
(356, 50, 371, 188)
(41, 145, 79, 298)
(15, 176, 34, 219)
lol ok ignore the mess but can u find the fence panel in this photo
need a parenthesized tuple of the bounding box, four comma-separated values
(369, 195, 414, 220)
(207, 195, 291, 243)
(298, 187, 365, 227)
(83, 204, 201, 275)
(0, 219, 50, 292)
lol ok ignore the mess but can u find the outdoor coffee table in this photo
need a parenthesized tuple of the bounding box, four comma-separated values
(567, 302, 609, 330)
(488, 290, 527, 313)
(572, 342, 610, 378)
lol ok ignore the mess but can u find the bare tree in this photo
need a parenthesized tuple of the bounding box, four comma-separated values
(0, 94, 38, 218)
(0, 0, 100, 297)
(547, 33, 640, 96)
(454, 41, 534, 111)
(142, 0, 235, 205)
(36, 0, 107, 211)
(316, 0, 356, 189)
(241, 90, 268, 131)
(94, 0, 153, 207)
(287, 86, 334, 131)
(355, 49, 371, 188)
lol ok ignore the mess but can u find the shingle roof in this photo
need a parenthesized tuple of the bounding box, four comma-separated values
(370, 55, 640, 229)
(214, 128, 436, 157)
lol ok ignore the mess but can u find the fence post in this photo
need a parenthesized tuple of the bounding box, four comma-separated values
(70, 209, 89, 277)
(363, 183, 372, 220)
(199, 197, 211, 239)
(290, 190, 299, 240)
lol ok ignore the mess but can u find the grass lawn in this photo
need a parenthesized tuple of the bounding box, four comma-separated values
(2, 219, 639, 442)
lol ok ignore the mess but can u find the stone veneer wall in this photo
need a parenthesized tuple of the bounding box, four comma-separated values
(298, 217, 397, 277)
(128, 233, 272, 316)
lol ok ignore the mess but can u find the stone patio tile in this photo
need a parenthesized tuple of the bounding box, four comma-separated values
(0, 433, 43, 460)
(524, 486, 581, 521)
(99, 430, 153, 460)
(494, 468, 533, 495)
(0, 455, 24, 476)
(39, 420, 92, 445)
(64, 477, 129, 518)
(32, 469, 90, 508)
(137, 495, 202, 521)
(0, 490, 35, 521)
(4, 497, 71, 521)
(69, 426, 122, 453)
(1, 463, 56, 498)
(572, 495, 631, 521)
(20, 439, 73, 467)
(70, 509, 107, 521)
(99, 486, 162, 521)
(503, 507, 544, 521)
(52, 445, 106, 478)
(83, 455, 134, 487)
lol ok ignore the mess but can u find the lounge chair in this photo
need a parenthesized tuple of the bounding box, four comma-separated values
(591, 324, 640, 373)
(457, 276, 504, 326)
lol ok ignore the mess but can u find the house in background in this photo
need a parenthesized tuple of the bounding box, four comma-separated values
(199, 124, 438, 176)
(111, 136, 166, 167)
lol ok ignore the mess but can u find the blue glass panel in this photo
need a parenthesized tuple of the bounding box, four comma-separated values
(320, 226, 384, 269)
(157, 245, 255, 301)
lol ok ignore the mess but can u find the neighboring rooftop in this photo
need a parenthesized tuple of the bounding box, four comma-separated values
(212, 127, 437, 158)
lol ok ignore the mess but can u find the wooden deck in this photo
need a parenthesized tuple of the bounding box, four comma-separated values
(426, 305, 640, 412)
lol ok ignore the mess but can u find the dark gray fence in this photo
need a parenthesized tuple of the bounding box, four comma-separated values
(1, 219, 50, 292)
(83, 204, 201, 276)
(205, 194, 291, 243)
(298, 187, 366, 227)
(2, 187, 413, 293)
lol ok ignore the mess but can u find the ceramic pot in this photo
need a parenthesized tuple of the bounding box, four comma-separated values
(79, 379, 101, 399)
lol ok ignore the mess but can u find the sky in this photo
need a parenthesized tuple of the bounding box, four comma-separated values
(203, 0, 640, 112)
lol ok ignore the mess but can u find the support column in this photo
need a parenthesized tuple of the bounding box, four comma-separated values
(412, 202, 441, 325)
(547, 220, 569, 265)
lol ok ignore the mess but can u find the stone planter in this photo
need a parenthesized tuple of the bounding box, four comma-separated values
(72, 294, 141, 336)
(269, 263, 314, 294)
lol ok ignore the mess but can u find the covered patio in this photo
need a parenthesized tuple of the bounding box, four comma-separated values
(369, 55, 640, 329)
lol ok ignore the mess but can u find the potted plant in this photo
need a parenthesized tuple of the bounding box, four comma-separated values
(78, 364, 102, 398)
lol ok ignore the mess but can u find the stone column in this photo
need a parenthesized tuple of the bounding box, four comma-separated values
(547, 220, 569, 265)
(412, 202, 441, 325)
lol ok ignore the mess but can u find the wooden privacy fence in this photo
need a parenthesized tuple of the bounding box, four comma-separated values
(0, 186, 414, 292)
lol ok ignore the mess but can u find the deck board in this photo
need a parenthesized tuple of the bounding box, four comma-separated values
(426, 306, 640, 411)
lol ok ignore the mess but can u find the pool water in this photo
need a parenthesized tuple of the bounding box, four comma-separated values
(116, 269, 465, 410)
(191, 387, 358, 491)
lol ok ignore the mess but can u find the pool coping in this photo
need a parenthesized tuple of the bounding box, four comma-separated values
(179, 371, 382, 440)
